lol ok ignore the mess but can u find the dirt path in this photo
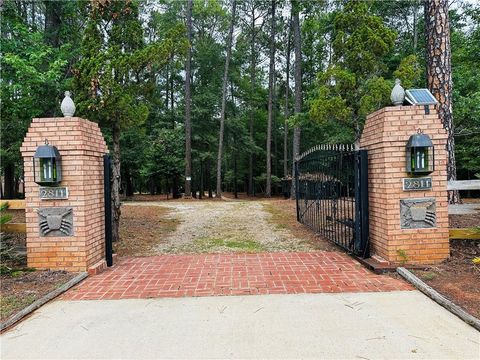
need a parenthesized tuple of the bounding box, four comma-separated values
(123, 200, 326, 254)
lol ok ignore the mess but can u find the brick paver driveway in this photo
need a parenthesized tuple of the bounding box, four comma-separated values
(64, 252, 411, 300)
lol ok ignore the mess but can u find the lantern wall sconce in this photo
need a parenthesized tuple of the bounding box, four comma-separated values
(406, 130, 434, 176)
(33, 140, 62, 186)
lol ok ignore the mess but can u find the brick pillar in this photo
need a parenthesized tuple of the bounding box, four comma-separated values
(360, 106, 449, 264)
(20, 117, 108, 272)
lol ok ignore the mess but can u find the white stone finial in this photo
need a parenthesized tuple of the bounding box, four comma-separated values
(61, 91, 76, 117)
(391, 78, 405, 106)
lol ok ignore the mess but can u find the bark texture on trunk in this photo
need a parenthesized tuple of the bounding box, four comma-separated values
(3, 163, 16, 199)
(125, 168, 134, 197)
(44, 0, 61, 48)
(111, 121, 121, 243)
(266, 0, 276, 197)
(248, 5, 257, 196)
(284, 16, 291, 178)
(424, 0, 459, 203)
(216, 0, 237, 199)
(290, 1, 302, 199)
(184, 0, 193, 197)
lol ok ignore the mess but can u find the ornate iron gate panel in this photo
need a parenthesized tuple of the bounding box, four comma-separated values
(294, 145, 369, 257)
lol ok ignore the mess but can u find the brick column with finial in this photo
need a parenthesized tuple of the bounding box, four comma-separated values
(20, 93, 109, 272)
(360, 105, 449, 264)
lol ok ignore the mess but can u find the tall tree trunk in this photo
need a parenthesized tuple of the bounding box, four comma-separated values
(111, 121, 121, 242)
(234, 141, 238, 199)
(216, 0, 237, 199)
(266, 0, 276, 197)
(125, 168, 134, 197)
(290, 0, 302, 199)
(44, 0, 61, 48)
(166, 64, 170, 112)
(199, 161, 204, 199)
(3, 163, 15, 199)
(248, 5, 257, 196)
(184, 0, 193, 197)
(173, 175, 179, 198)
(170, 54, 175, 128)
(207, 159, 213, 198)
(413, 1, 419, 52)
(43, 0, 62, 117)
(284, 16, 292, 178)
(424, 0, 459, 203)
(31, 1, 36, 27)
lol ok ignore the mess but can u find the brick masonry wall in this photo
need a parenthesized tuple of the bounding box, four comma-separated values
(360, 106, 449, 264)
(20, 117, 108, 272)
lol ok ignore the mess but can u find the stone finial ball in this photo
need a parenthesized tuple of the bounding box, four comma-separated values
(61, 91, 76, 117)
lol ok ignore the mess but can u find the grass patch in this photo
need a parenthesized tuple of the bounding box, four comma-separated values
(117, 205, 180, 256)
(194, 236, 265, 252)
(261, 200, 346, 252)
(0, 267, 35, 276)
(263, 203, 289, 223)
(0, 294, 36, 320)
(419, 271, 437, 281)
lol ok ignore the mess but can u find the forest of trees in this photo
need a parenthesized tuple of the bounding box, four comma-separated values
(2, 0, 479, 203)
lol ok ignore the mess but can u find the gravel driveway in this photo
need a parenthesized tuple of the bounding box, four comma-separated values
(123, 200, 321, 254)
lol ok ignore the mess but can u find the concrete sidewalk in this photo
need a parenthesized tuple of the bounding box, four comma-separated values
(1, 291, 479, 359)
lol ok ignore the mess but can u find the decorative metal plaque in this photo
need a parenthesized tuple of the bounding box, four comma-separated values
(37, 207, 74, 236)
(400, 198, 436, 229)
(402, 177, 432, 191)
(39, 186, 69, 200)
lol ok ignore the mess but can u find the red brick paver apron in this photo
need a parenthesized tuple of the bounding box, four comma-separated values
(63, 252, 412, 300)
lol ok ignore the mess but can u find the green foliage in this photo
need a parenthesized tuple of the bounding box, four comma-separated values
(358, 76, 392, 118)
(0, 202, 18, 274)
(0, 3, 69, 170)
(309, 0, 397, 139)
(73, 1, 187, 130)
(451, 5, 480, 179)
(393, 55, 421, 89)
(309, 67, 355, 128)
(142, 128, 185, 180)
(1, 0, 478, 197)
(332, 1, 396, 77)
(0, 202, 12, 226)
(396, 249, 408, 264)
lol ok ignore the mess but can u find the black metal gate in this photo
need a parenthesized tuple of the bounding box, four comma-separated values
(294, 145, 369, 258)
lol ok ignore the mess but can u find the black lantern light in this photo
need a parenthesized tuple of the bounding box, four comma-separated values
(33, 140, 62, 186)
(406, 129, 434, 176)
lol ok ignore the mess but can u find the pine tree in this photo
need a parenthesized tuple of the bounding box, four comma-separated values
(425, 0, 458, 203)
(290, 0, 302, 199)
(266, 0, 276, 197)
(74, 0, 186, 241)
(216, 0, 237, 198)
(184, 0, 193, 197)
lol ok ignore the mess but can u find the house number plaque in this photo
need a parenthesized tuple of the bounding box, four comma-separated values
(39, 186, 69, 200)
(402, 177, 432, 191)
